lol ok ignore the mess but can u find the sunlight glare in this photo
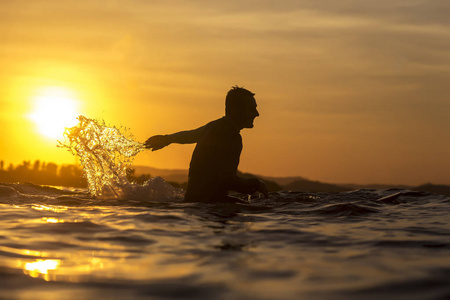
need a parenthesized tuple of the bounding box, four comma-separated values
(24, 259, 60, 280)
(29, 87, 80, 139)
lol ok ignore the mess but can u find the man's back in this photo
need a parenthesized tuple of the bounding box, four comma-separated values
(184, 117, 242, 202)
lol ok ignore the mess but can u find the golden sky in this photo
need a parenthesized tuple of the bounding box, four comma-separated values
(1, 0, 449, 185)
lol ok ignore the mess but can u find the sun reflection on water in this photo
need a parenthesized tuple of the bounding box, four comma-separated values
(24, 259, 60, 281)
(43, 217, 64, 223)
(32, 205, 68, 212)
(0, 246, 45, 259)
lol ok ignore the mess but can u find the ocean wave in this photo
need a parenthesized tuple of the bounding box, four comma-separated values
(0, 182, 449, 299)
(0, 185, 18, 198)
(308, 202, 380, 217)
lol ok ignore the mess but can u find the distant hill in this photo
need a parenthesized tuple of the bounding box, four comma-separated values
(340, 183, 413, 190)
(260, 176, 352, 193)
(413, 184, 450, 196)
(285, 179, 350, 193)
(132, 165, 188, 183)
(259, 176, 309, 187)
(130, 166, 351, 193)
(130, 165, 450, 196)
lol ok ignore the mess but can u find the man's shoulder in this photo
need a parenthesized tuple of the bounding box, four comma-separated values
(198, 118, 239, 143)
(205, 117, 226, 126)
(205, 117, 237, 134)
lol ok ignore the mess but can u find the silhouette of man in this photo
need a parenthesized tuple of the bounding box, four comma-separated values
(145, 86, 268, 203)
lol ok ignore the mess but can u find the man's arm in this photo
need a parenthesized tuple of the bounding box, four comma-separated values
(145, 124, 207, 151)
(229, 177, 269, 198)
(218, 172, 269, 199)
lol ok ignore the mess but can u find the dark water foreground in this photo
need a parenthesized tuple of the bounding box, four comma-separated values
(0, 182, 449, 300)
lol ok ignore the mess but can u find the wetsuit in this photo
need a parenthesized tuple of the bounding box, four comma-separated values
(184, 117, 260, 202)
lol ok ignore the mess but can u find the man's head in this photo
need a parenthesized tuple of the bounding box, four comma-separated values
(225, 86, 259, 129)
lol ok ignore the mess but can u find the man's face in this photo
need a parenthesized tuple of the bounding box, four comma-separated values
(241, 97, 259, 128)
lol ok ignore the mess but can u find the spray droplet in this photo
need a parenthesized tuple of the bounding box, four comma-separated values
(58, 116, 145, 197)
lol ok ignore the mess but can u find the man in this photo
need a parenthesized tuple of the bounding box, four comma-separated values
(145, 86, 268, 202)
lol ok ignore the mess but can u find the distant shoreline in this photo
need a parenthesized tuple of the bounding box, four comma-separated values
(131, 165, 450, 196)
(1, 161, 449, 196)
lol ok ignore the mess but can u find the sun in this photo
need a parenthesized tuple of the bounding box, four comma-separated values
(29, 87, 80, 139)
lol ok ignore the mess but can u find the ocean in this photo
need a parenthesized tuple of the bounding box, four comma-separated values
(0, 182, 449, 300)
(1, 116, 448, 299)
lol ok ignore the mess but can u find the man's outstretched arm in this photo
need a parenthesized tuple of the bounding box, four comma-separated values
(145, 124, 207, 151)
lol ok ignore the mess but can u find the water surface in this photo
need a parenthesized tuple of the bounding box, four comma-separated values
(1, 183, 449, 300)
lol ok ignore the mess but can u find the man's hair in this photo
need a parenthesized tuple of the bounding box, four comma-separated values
(225, 85, 255, 116)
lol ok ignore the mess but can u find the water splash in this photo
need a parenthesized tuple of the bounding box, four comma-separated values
(58, 116, 145, 197)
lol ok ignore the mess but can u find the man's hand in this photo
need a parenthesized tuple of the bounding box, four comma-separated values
(145, 135, 170, 151)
